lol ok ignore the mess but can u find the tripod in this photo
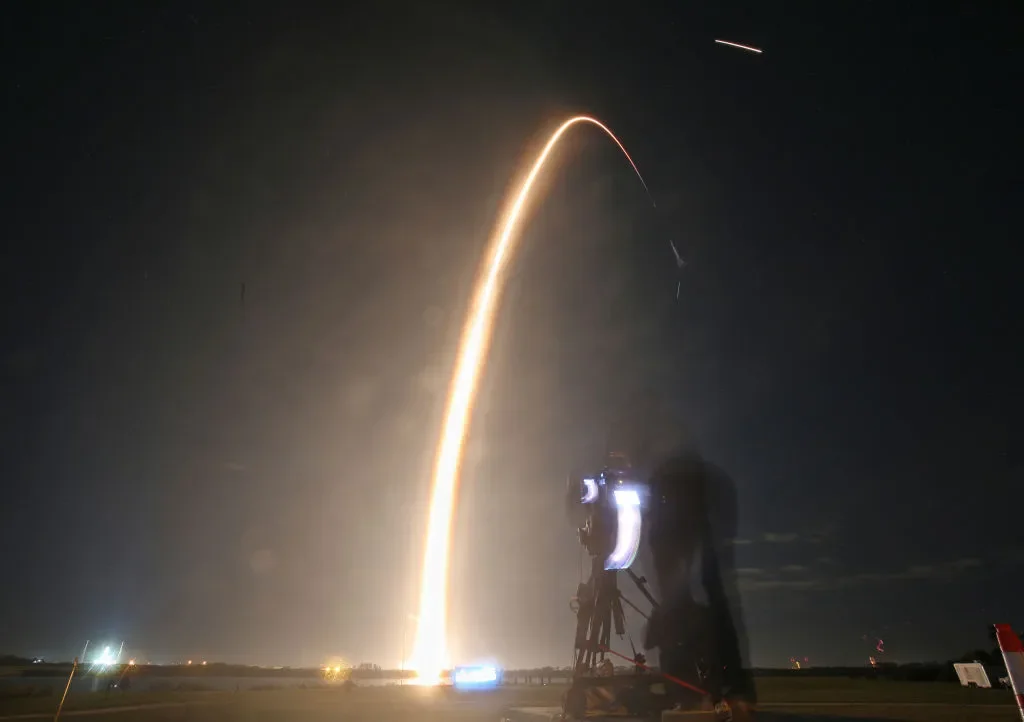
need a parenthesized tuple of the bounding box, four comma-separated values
(564, 543, 663, 720)
(571, 559, 658, 674)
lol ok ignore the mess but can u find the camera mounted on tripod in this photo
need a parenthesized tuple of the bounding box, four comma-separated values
(562, 452, 671, 720)
(567, 451, 648, 571)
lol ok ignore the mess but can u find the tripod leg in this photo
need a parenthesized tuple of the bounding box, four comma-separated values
(625, 568, 659, 610)
(611, 594, 626, 638)
(573, 583, 595, 673)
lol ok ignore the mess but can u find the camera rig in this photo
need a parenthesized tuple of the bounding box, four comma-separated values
(563, 455, 669, 719)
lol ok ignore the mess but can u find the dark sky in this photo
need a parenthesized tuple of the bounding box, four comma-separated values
(2, 2, 1020, 669)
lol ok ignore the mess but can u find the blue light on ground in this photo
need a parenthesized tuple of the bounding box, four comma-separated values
(452, 665, 501, 690)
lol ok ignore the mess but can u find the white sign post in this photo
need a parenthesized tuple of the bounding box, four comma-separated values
(953, 662, 992, 688)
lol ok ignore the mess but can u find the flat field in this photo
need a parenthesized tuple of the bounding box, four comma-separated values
(0, 678, 1017, 722)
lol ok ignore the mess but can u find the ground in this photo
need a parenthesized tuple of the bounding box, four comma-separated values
(0, 679, 1017, 721)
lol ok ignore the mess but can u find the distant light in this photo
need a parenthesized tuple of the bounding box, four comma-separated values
(321, 660, 352, 682)
(714, 39, 763, 54)
(93, 646, 118, 668)
(453, 665, 500, 689)
(187, 660, 192, 665)
(129, 659, 136, 666)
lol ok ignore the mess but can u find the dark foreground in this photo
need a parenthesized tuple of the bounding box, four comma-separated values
(0, 680, 1017, 722)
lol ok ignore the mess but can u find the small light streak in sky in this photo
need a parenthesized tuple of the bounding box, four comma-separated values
(715, 39, 763, 54)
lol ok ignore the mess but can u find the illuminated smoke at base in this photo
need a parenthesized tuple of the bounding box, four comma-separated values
(408, 116, 650, 683)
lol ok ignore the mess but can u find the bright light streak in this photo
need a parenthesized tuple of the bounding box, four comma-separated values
(605, 488, 642, 570)
(581, 478, 599, 503)
(613, 488, 640, 507)
(714, 39, 763, 54)
(408, 116, 651, 683)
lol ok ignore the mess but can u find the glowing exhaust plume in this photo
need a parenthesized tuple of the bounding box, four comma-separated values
(409, 116, 651, 683)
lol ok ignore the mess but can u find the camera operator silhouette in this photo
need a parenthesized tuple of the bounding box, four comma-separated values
(608, 394, 757, 718)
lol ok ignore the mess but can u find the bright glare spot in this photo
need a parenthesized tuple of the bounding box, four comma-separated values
(321, 659, 352, 682)
(128, 659, 136, 666)
(613, 489, 640, 507)
(93, 646, 118, 668)
(403, 667, 454, 687)
(453, 665, 499, 687)
(409, 672, 442, 686)
(606, 489, 643, 570)
(187, 660, 192, 665)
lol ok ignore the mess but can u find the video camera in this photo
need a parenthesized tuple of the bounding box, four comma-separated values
(567, 452, 649, 572)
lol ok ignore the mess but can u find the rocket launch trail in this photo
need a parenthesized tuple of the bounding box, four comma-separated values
(408, 116, 651, 682)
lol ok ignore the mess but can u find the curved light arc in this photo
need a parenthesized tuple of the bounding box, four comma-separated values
(409, 116, 650, 682)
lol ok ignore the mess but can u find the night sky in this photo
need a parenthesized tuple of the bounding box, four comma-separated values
(2, 3, 1019, 669)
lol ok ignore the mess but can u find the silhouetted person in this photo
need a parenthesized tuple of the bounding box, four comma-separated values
(610, 395, 756, 715)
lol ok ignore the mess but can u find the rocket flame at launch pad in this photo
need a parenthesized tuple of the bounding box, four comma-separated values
(407, 116, 651, 683)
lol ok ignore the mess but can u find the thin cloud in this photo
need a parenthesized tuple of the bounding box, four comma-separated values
(736, 567, 767, 576)
(886, 558, 982, 580)
(739, 577, 821, 592)
(1006, 548, 1024, 565)
(949, 558, 983, 571)
(737, 557, 987, 593)
(756, 526, 834, 545)
(763, 532, 799, 543)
